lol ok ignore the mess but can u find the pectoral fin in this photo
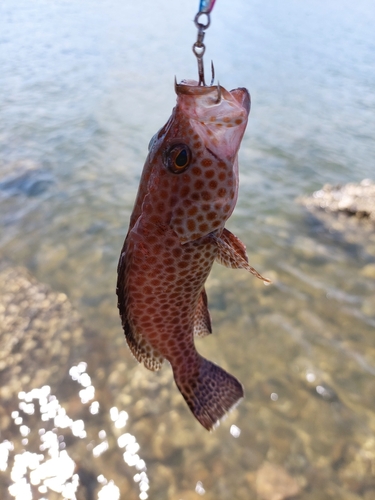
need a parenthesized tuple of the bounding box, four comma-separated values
(194, 288, 212, 337)
(214, 228, 271, 284)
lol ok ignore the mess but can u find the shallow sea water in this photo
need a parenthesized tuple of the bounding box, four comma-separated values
(0, 0, 375, 499)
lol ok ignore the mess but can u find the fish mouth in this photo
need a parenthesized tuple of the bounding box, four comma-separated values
(229, 87, 250, 115)
(175, 79, 250, 114)
(175, 79, 219, 96)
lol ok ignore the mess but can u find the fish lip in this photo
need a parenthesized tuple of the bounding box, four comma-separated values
(175, 80, 250, 113)
(175, 80, 220, 96)
(230, 87, 251, 114)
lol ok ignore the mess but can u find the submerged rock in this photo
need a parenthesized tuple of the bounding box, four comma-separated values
(0, 160, 54, 197)
(255, 462, 301, 500)
(299, 179, 375, 221)
(0, 262, 86, 401)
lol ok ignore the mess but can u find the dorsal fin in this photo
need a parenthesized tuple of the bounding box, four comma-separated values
(117, 235, 164, 371)
(194, 288, 212, 337)
(214, 228, 271, 284)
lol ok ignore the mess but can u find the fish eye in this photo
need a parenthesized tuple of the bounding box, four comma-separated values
(164, 144, 192, 174)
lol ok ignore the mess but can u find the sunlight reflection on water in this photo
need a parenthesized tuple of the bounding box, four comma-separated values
(1, 362, 150, 500)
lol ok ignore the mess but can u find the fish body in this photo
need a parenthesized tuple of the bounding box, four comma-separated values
(117, 80, 269, 430)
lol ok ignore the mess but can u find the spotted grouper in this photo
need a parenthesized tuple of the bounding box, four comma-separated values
(117, 80, 270, 430)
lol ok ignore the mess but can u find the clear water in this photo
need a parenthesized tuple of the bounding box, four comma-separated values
(1, 0, 375, 498)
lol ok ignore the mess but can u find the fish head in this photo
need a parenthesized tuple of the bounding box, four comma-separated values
(143, 80, 250, 243)
(173, 79, 250, 162)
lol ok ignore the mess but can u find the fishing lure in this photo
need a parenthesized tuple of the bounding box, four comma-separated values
(199, 0, 216, 14)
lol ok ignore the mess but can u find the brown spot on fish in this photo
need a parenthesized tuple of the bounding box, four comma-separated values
(180, 186, 190, 198)
(191, 232, 201, 240)
(188, 206, 198, 216)
(187, 219, 196, 232)
(204, 169, 215, 179)
(201, 158, 213, 167)
(153, 244, 163, 254)
(172, 248, 183, 259)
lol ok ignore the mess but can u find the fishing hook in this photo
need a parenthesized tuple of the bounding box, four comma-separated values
(192, 1, 217, 86)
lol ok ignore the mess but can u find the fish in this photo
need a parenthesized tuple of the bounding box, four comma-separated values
(116, 80, 270, 431)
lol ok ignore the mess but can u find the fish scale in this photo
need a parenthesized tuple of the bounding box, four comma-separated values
(117, 80, 270, 430)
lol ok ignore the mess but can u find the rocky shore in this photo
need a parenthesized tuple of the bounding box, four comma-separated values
(299, 179, 375, 221)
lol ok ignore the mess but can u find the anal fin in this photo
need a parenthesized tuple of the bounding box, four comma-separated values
(214, 228, 271, 284)
(128, 325, 164, 372)
(122, 318, 164, 372)
(194, 288, 212, 338)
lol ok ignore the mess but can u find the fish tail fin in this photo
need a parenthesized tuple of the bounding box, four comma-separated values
(173, 355, 244, 431)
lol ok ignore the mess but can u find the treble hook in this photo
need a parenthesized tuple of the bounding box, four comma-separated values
(192, 1, 217, 86)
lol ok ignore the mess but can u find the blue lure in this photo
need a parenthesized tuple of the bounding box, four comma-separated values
(199, 0, 216, 14)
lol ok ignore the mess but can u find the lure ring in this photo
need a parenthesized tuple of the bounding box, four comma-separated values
(194, 12, 210, 30)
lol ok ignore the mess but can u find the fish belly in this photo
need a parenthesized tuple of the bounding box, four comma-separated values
(126, 230, 215, 356)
